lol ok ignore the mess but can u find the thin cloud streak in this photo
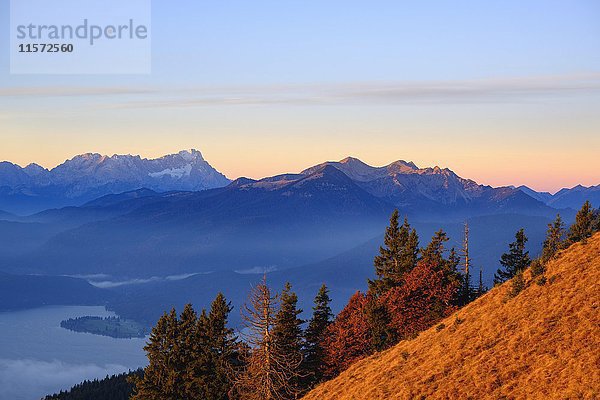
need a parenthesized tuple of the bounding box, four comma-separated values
(104, 72, 600, 109)
(2, 72, 600, 110)
(0, 87, 155, 97)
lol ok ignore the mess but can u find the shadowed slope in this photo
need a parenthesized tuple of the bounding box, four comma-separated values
(304, 234, 600, 400)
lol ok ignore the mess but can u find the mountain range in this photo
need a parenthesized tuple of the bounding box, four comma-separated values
(517, 184, 600, 210)
(0, 149, 230, 214)
(0, 149, 597, 327)
(1, 151, 597, 216)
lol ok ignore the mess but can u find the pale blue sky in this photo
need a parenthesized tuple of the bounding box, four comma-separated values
(1, 1, 599, 191)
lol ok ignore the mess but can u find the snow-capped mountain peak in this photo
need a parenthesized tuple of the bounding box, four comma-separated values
(0, 150, 231, 213)
(177, 149, 203, 162)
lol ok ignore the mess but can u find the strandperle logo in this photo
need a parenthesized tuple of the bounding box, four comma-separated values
(15, 19, 149, 46)
(10, 0, 151, 74)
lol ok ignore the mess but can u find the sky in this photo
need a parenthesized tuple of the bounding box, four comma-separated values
(0, 0, 599, 192)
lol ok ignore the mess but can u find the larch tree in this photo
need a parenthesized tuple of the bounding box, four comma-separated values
(322, 292, 372, 378)
(494, 229, 531, 285)
(368, 210, 419, 295)
(302, 284, 333, 388)
(234, 277, 300, 400)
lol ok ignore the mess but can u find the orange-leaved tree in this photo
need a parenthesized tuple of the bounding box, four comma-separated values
(322, 292, 372, 378)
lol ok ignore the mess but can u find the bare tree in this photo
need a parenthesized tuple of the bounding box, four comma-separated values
(460, 222, 472, 304)
(233, 277, 302, 400)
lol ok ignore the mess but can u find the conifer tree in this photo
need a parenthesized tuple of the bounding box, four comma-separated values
(177, 304, 201, 399)
(420, 229, 449, 266)
(134, 298, 238, 400)
(302, 284, 333, 388)
(185, 309, 212, 398)
(131, 313, 169, 400)
(272, 283, 304, 399)
(541, 214, 565, 263)
(508, 271, 525, 298)
(568, 201, 595, 244)
(179, 304, 199, 361)
(234, 278, 300, 400)
(364, 294, 395, 352)
(132, 309, 181, 400)
(368, 210, 419, 294)
(494, 229, 531, 285)
(203, 293, 239, 400)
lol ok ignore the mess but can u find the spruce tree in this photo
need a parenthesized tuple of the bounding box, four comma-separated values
(272, 283, 304, 399)
(420, 229, 449, 266)
(368, 211, 419, 294)
(165, 308, 186, 399)
(177, 304, 200, 399)
(132, 309, 181, 400)
(568, 201, 595, 244)
(542, 214, 565, 262)
(196, 293, 239, 400)
(365, 294, 395, 351)
(494, 229, 531, 285)
(131, 313, 169, 400)
(186, 309, 213, 399)
(179, 304, 198, 362)
(508, 271, 525, 298)
(303, 284, 333, 388)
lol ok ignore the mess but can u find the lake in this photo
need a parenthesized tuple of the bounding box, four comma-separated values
(0, 306, 147, 400)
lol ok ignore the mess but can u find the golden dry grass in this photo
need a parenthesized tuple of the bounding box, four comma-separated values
(304, 233, 600, 400)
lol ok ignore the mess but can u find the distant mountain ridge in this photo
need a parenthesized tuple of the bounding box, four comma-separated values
(0, 157, 566, 280)
(517, 184, 600, 210)
(0, 149, 230, 214)
(304, 157, 519, 208)
(1, 151, 596, 215)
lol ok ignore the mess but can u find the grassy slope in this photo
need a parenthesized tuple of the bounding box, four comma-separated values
(304, 233, 600, 400)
